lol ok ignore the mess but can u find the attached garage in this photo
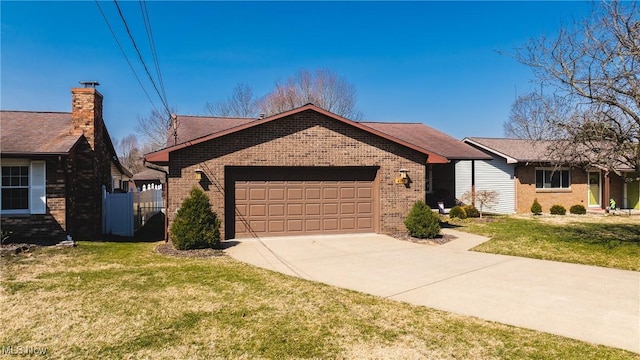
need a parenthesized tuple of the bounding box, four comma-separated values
(145, 104, 491, 240)
(227, 167, 378, 238)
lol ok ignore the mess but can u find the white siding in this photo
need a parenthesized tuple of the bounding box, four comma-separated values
(475, 156, 516, 214)
(455, 160, 472, 200)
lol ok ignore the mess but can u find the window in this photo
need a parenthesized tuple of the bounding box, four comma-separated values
(536, 168, 570, 189)
(0, 161, 46, 214)
(426, 165, 433, 193)
(1, 165, 29, 210)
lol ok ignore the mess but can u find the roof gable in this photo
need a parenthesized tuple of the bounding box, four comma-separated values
(145, 104, 480, 165)
(463, 137, 554, 163)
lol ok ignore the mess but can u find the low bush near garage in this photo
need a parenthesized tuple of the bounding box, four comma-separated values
(449, 206, 467, 219)
(170, 187, 221, 250)
(404, 200, 440, 239)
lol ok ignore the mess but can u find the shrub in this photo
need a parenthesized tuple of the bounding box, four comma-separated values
(550, 204, 567, 215)
(569, 204, 587, 215)
(531, 198, 542, 215)
(449, 206, 467, 219)
(463, 205, 480, 218)
(404, 200, 441, 239)
(170, 187, 221, 250)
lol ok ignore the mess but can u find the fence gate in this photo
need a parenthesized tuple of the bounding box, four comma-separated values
(102, 186, 134, 237)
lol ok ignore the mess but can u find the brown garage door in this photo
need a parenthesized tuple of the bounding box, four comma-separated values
(230, 167, 377, 238)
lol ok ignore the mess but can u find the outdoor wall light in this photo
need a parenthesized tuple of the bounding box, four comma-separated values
(395, 169, 410, 185)
(194, 168, 204, 181)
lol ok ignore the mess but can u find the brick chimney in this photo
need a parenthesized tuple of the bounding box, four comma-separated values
(71, 85, 104, 151)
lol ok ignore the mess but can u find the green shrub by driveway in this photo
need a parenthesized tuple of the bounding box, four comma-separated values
(170, 187, 221, 250)
(404, 200, 440, 238)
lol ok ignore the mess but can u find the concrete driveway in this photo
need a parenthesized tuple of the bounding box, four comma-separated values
(225, 230, 640, 353)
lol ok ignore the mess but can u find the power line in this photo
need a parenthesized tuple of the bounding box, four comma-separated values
(139, 0, 168, 107)
(94, 0, 160, 115)
(113, 0, 171, 117)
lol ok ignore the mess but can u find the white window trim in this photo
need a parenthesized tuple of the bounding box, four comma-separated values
(0, 159, 46, 215)
(535, 167, 571, 190)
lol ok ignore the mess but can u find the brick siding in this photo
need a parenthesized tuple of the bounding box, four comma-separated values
(515, 166, 625, 213)
(168, 110, 428, 239)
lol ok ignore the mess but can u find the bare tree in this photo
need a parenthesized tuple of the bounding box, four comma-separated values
(460, 190, 499, 218)
(259, 69, 363, 119)
(134, 108, 175, 150)
(205, 83, 259, 117)
(114, 134, 154, 174)
(516, 0, 640, 172)
(503, 92, 570, 140)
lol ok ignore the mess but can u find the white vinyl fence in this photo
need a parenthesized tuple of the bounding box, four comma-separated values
(134, 184, 164, 230)
(102, 184, 164, 237)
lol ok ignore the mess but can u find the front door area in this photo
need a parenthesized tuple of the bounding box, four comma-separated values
(588, 171, 601, 207)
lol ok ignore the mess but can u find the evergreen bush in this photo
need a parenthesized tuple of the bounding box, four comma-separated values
(170, 187, 221, 250)
(550, 204, 567, 215)
(531, 198, 542, 215)
(569, 204, 587, 215)
(463, 205, 480, 218)
(404, 200, 441, 239)
(449, 205, 467, 219)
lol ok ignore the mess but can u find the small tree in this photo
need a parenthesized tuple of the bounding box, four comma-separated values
(170, 187, 221, 250)
(404, 200, 440, 239)
(460, 190, 499, 218)
(531, 198, 543, 215)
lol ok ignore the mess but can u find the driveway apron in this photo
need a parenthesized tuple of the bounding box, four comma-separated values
(225, 230, 640, 353)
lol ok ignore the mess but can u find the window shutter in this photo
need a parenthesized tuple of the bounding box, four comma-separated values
(30, 161, 46, 214)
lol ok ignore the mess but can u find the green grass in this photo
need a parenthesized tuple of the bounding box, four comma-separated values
(452, 216, 640, 271)
(1, 241, 636, 359)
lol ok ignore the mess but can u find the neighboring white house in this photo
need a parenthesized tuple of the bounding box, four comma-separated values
(454, 150, 517, 215)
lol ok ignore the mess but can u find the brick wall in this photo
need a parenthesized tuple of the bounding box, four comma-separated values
(0, 158, 67, 244)
(168, 110, 428, 239)
(516, 166, 589, 213)
(68, 88, 113, 239)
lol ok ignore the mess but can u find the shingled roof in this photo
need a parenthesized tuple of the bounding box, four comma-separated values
(0, 111, 80, 154)
(463, 137, 555, 163)
(146, 104, 489, 165)
(362, 122, 490, 160)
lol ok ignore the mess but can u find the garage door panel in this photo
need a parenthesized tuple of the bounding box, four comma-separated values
(340, 218, 356, 230)
(323, 218, 339, 230)
(287, 203, 303, 215)
(288, 188, 303, 200)
(250, 188, 266, 200)
(269, 220, 285, 232)
(269, 188, 285, 200)
(233, 168, 377, 238)
(269, 204, 284, 216)
(306, 203, 321, 215)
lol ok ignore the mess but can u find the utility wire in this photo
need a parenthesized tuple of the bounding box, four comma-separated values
(94, 0, 160, 115)
(113, 0, 171, 117)
(139, 0, 168, 108)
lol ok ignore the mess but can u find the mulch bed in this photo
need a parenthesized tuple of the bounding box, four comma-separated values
(390, 232, 456, 245)
(156, 242, 225, 258)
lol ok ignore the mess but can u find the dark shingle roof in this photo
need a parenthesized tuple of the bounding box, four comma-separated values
(362, 122, 491, 160)
(464, 137, 554, 162)
(1, 111, 80, 154)
(169, 115, 257, 146)
(158, 112, 489, 163)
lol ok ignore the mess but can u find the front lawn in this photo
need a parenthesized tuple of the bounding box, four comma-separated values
(453, 215, 640, 271)
(1, 241, 635, 359)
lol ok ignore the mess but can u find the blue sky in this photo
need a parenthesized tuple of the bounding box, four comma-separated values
(1, 1, 592, 142)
